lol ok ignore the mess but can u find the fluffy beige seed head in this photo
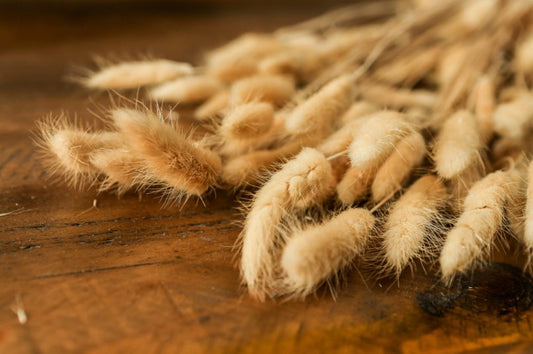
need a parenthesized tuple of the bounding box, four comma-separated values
(194, 90, 230, 121)
(440, 169, 522, 280)
(339, 101, 379, 127)
(515, 31, 533, 76)
(281, 208, 375, 296)
(360, 84, 437, 110)
(148, 76, 222, 104)
(240, 148, 336, 299)
(38, 119, 121, 188)
(371, 131, 426, 202)
(111, 108, 221, 196)
(524, 161, 533, 251)
(383, 175, 447, 275)
(205, 33, 282, 82)
(84, 59, 194, 90)
(493, 92, 533, 140)
(90, 148, 144, 194)
(473, 75, 495, 143)
(433, 110, 483, 179)
(221, 140, 303, 187)
(348, 111, 415, 170)
(230, 74, 295, 107)
(285, 74, 355, 138)
(336, 166, 375, 206)
(220, 102, 274, 140)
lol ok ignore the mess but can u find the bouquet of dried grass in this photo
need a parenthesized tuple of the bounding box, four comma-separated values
(37, 0, 533, 300)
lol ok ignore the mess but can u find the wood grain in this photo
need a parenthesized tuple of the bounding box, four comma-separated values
(2, 4, 533, 353)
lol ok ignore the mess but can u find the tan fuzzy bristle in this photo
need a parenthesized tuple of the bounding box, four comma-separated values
(240, 148, 336, 299)
(359, 83, 437, 110)
(473, 75, 495, 143)
(493, 92, 533, 140)
(440, 169, 522, 281)
(37, 118, 121, 188)
(148, 76, 223, 104)
(84, 59, 194, 90)
(515, 31, 533, 79)
(220, 102, 274, 140)
(89, 148, 144, 194)
(281, 208, 375, 297)
(221, 140, 303, 187)
(348, 111, 415, 170)
(339, 101, 379, 127)
(230, 74, 296, 107)
(524, 161, 533, 254)
(111, 108, 221, 197)
(336, 166, 375, 206)
(205, 33, 282, 82)
(433, 110, 483, 179)
(194, 90, 230, 121)
(285, 74, 355, 138)
(382, 175, 448, 277)
(371, 131, 426, 203)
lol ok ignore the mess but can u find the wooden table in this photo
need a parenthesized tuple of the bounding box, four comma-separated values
(2, 4, 533, 353)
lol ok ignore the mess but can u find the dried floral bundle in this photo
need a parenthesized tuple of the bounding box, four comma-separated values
(37, 0, 533, 300)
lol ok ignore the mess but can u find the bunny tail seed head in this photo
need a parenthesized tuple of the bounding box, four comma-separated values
(111, 108, 221, 196)
(440, 169, 522, 281)
(230, 74, 296, 107)
(371, 131, 426, 203)
(433, 110, 483, 179)
(348, 111, 415, 170)
(220, 102, 274, 141)
(285, 74, 355, 138)
(383, 175, 448, 276)
(240, 148, 336, 299)
(148, 76, 223, 104)
(281, 208, 375, 297)
(84, 59, 194, 90)
(36, 117, 121, 188)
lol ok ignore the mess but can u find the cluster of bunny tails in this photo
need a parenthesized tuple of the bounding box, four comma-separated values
(38, 0, 533, 300)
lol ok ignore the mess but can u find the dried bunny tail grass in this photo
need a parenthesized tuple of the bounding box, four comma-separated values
(348, 110, 416, 170)
(221, 139, 304, 187)
(339, 101, 380, 127)
(524, 161, 533, 258)
(316, 117, 367, 158)
(239, 148, 336, 299)
(358, 83, 437, 110)
(472, 75, 496, 143)
(373, 46, 442, 87)
(82, 59, 194, 90)
(285, 74, 355, 138)
(194, 90, 230, 121)
(381, 175, 448, 277)
(433, 110, 483, 179)
(111, 108, 221, 197)
(220, 102, 274, 140)
(218, 102, 277, 157)
(258, 49, 324, 83)
(89, 148, 145, 195)
(336, 166, 376, 206)
(493, 92, 533, 140)
(281, 208, 375, 298)
(440, 168, 522, 282)
(371, 131, 426, 203)
(148, 76, 223, 104)
(515, 30, 533, 80)
(36, 116, 121, 188)
(230, 74, 296, 107)
(448, 161, 486, 211)
(205, 33, 283, 82)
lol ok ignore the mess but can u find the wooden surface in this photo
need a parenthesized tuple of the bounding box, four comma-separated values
(2, 5, 533, 353)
